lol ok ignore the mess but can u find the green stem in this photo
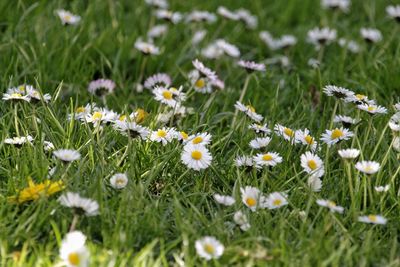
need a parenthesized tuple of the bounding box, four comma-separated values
(231, 75, 251, 128)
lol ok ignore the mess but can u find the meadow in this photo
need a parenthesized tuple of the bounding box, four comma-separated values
(0, 0, 400, 266)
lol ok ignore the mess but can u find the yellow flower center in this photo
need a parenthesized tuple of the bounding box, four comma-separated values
(273, 199, 282, 206)
(116, 179, 125, 185)
(367, 106, 376, 112)
(180, 131, 188, 140)
(195, 78, 206, 88)
(327, 201, 336, 207)
(192, 136, 203, 144)
(191, 150, 202, 160)
(246, 197, 257, 207)
(307, 160, 318, 170)
(64, 15, 72, 22)
(11, 93, 22, 98)
(262, 154, 273, 161)
(119, 115, 126, 121)
(204, 244, 215, 254)
(76, 107, 85, 113)
(92, 112, 103, 120)
(68, 252, 80, 265)
(331, 129, 344, 139)
(368, 215, 377, 222)
(284, 128, 294, 137)
(305, 135, 314, 145)
(364, 166, 373, 172)
(18, 85, 25, 92)
(246, 105, 256, 113)
(157, 130, 167, 138)
(143, 46, 151, 54)
(135, 108, 147, 123)
(356, 94, 366, 100)
(162, 90, 173, 100)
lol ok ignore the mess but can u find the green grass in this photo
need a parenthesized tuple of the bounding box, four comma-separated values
(0, 0, 400, 266)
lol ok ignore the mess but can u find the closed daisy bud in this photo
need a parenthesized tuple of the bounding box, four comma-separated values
(355, 161, 380, 175)
(110, 173, 128, 189)
(374, 185, 389, 192)
(59, 231, 89, 267)
(213, 194, 235, 206)
(338, 148, 360, 159)
(181, 144, 212, 171)
(316, 199, 344, 214)
(195, 236, 224, 261)
(358, 215, 387, 225)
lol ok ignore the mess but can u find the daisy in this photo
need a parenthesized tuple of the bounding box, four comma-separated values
(323, 85, 354, 99)
(295, 129, 317, 151)
(240, 186, 261, 212)
(145, 0, 168, 9)
(153, 86, 186, 107)
(134, 39, 160, 55)
(69, 103, 96, 121)
(394, 102, 400, 111)
(87, 79, 116, 96)
(307, 27, 337, 47)
(188, 70, 213, 93)
(84, 108, 118, 125)
(53, 149, 81, 163)
(357, 103, 387, 115)
(249, 137, 271, 149)
(110, 173, 128, 189)
(344, 93, 375, 105)
(253, 152, 283, 168)
(2, 92, 30, 102)
(236, 8, 258, 29)
(334, 115, 360, 127)
(234, 155, 254, 168)
(187, 132, 212, 146)
(44, 141, 55, 152)
(237, 60, 266, 73)
(155, 9, 182, 24)
(355, 161, 380, 175)
(389, 113, 400, 131)
(144, 73, 171, 90)
(316, 199, 344, 213)
(320, 127, 354, 146)
(192, 59, 218, 81)
(234, 101, 263, 122)
(59, 231, 89, 267)
(321, 0, 350, 12)
(338, 38, 360, 53)
(215, 39, 241, 58)
(248, 123, 271, 134)
(338, 148, 360, 159)
(150, 127, 177, 145)
(185, 10, 217, 23)
(192, 30, 207, 45)
(300, 152, 324, 177)
(147, 24, 168, 39)
(4, 135, 33, 146)
(307, 58, 320, 69)
(274, 124, 297, 143)
(260, 31, 297, 50)
(113, 121, 150, 140)
(387, 5, 400, 22)
(360, 28, 382, 43)
(181, 144, 212, 171)
(56, 9, 81, 25)
(58, 192, 99, 216)
(195, 236, 224, 261)
(374, 185, 390, 192)
(308, 175, 322, 192)
(358, 215, 387, 225)
(213, 194, 235, 206)
(233, 211, 250, 231)
(217, 6, 240, 21)
(176, 131, 189, 142)
(261, 192, 288, 210)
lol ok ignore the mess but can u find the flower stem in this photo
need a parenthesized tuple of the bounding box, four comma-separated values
(231, 75, 251, 128)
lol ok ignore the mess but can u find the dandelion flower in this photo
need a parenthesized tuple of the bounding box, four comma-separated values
(181, 144, 212, 171)
(316, 199, 344, 213)
(213, 194, 235, 206)
(110, 173, 128, 189)
(53, 149, 81, 163)
(195, 236, 224, 261)
(58, 192, 99, 216)
(8, 178, 64, 204)
(358, 215, 387, 225)
(59, 231, 89, 267)
(355, 161, 380, 175)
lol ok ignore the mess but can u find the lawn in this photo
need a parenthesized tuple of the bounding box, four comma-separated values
(0, 0, 400, 266)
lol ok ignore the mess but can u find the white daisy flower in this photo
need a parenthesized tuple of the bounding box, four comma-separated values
(88, 79, 116, 96)
(259, 31, 297, 50)
(4, 135, 33, 146)
(240, 186, 262, 212)
(147, 24, 168, 39)
(253, 152, 283, 168)
(307, 27, 337, 47)
(323, 85, 354, 99)
(185, 10, 217, 23)
(274, 124, 297, 143)
(234, 101, 263, 122)
(215, 39, 241, 58)
(357, 103, 387, 115)
(188, 70, 213, 94)
(334, 115, 360, 127)
(44, 141, 55, 152)
(150, 127, 177, 145)
(307, 58, 320, 69)
(110, 173, 128, 189)
(181, 144, 212, 171)
(187, 132, 212, 146)
(236, 8, 258, 29)
(316, 199, 344, 214)
(374, 185, 390, 192)
(155, 9, 182, 24)
(261, 192, 288, 210)
(249, 137, 271, 149)
(237, 60, 266, 72)
(248, 123, 271, 134)
(358, 215, 387, 225)
(59, 231, 89, 267)
(395, 102, 400, 111)
(192, 59, 218, 81)
(217, 6, 240, 21)
(387, 5, 400, 22)
(202, 42, 224, 59)
(213, 194, 235, 206)
(321, 0, 350, 12)
(58, 192, 99, 216)
(320, 127, 354, 146)
(234, 155, 254, 168)
(69, 103, 96, 121)
(344, 93, 375, 105)
(338, 38, 360, 53)
(2, 92, 30, 102)
(195, 236, 224, 261)
(389, 113, 400, 132)
(153, 86, 186, 108)
(233, 211, 250, 231)
(360, 28, 382, 43)
(113, 121, 150, 140)
(192, 30, 207, 45)
(144, 73, 171, 90)
(134, 39, 160, 55)
(308, 175, 322, 192)
(338, 148, 360, 159)
(53, 149, 81, 162)
(300, 152, 324, 177)
(355, 161, 380, 175)
(56, 9, 81, 25)
(295, 129, 317, 151)
(84, 109, 118, 125)
(145, 0, 168, 9)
